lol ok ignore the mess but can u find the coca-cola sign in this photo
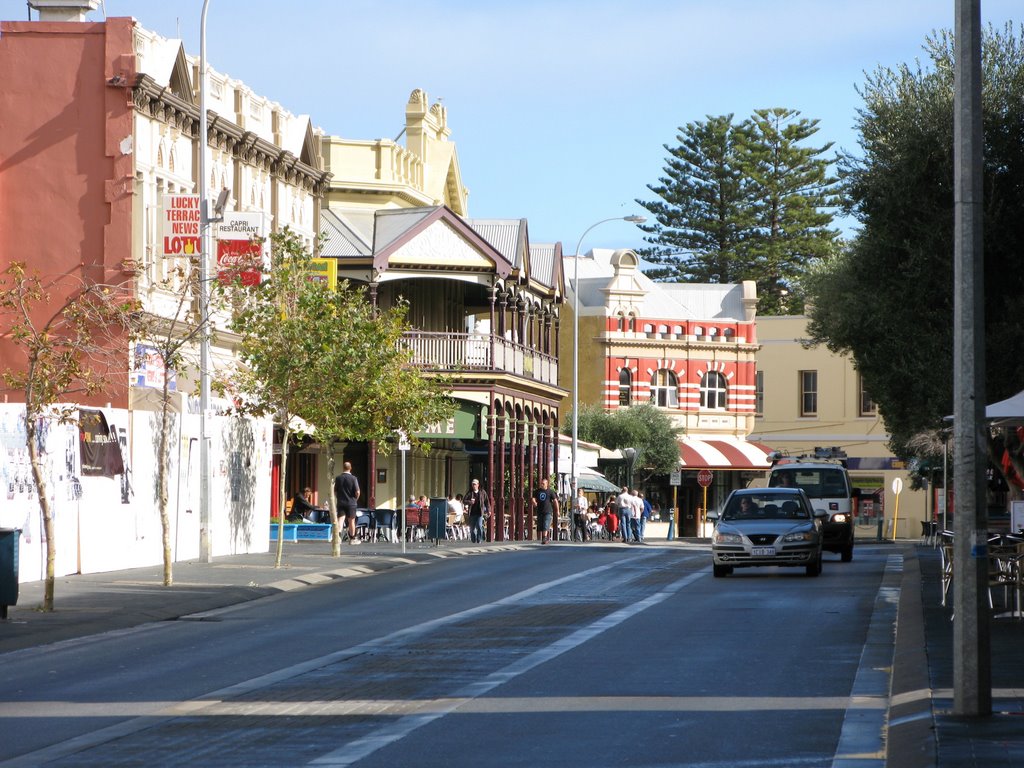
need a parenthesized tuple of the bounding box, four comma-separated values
(217, 212, 266, 286)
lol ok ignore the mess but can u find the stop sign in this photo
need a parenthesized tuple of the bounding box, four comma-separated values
(697, 469, 714, 487)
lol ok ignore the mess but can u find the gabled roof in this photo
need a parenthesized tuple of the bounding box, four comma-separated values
(529, 242, 562, 292)
(320, 209, 371, 257)
(466, 218, 528, 275)
(371, 206, 513, 278)
(142, 38, 194, 103)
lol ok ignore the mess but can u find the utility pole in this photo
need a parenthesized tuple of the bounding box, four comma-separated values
(952, 0, 991, 717)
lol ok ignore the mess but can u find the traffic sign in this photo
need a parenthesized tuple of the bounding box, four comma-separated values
(697, 469, 714, 487)
(892, 477, 904, 495)
(670, 470, 682, 486)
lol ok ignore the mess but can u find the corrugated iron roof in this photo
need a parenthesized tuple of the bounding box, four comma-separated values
(320, 209, 371, 257)
(465, 219, 526, 268)
(373, 207, 439, 253)
(529, 242, 557, 289)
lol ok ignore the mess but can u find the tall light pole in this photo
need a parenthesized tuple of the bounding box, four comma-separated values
(198, 0, 213, 562)
(570, 215, 645, 500)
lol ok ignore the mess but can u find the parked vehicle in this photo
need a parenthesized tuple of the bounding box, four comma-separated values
(708, 487, 826, 577)
(767, 449, 858, 562)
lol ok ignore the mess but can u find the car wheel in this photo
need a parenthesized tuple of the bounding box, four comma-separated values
(713, 563, 731, 578)
(841, 543, 853, 563)
(806, 554, 822, 577)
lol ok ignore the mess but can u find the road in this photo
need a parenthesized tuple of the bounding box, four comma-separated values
(0, 543, 900, 767)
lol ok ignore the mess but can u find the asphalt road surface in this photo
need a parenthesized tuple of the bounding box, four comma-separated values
(0, 543, 899, 767)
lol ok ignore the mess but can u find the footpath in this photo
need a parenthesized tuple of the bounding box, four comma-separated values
(1, 538, 1022, 766)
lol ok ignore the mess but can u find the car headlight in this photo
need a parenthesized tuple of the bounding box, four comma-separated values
(714, 531, 744, 545)
(832, 513, 849, 523)
(782, 530, 813, 542)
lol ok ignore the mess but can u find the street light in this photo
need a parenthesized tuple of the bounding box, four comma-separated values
(198, 0, 213, 562)
(570, 215, 646, 501)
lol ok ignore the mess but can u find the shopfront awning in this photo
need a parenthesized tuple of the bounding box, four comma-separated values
(677, 436, 774, 470)
(576, 473, 620, 493)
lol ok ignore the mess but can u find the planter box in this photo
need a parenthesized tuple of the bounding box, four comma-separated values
(270, 524, 298, 542)
(269, 523, 333, 542)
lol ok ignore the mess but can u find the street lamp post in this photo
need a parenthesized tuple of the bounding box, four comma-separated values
(198, 0, 213, 562)
(570, 215, 645, 501)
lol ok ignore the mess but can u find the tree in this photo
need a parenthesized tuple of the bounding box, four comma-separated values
(804, 24, 1024, 468)
(131, 262, 210, 586)
(638, 108, 840, 314)
(637, 114, 753, 283)
(0, 263, 139, 611)
(566, 404, 681, 483)
(220, 228, 453, 563)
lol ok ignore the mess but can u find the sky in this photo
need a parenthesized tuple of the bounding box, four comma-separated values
(5, 0, 1021, 251)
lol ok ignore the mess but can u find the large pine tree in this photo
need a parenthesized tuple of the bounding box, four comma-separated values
(638, 108, 840, 314)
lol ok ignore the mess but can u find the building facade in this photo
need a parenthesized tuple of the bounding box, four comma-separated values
(749, 315, 927, 539)
(562, 248, 771, 535)
(0, 2, 328, 579)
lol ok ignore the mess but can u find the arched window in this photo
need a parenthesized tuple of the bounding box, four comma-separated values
(618, 368, 632, 406)
(650, 369, 679, 407)
(701, 371, 728, 409)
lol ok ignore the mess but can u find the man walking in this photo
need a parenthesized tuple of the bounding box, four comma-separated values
(616, 486, 632, 543)
(464, 478, 490, 543)
(532, 476, 558, 544)
(333, 461, 361, 545)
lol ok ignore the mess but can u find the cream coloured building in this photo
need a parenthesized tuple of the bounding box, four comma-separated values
(749, 315, 929, 540)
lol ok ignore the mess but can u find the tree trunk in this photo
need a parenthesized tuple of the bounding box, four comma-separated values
(275, 424, 290, 568)
(157, 379, 173, 586)
(25, 413, 55, 612)
(326, 448, 340, 556)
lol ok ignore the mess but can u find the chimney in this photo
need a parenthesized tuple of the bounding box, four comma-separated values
(29, 0, 100, 22)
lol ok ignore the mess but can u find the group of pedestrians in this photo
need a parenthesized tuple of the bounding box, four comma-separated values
(614, 486, 651, 544)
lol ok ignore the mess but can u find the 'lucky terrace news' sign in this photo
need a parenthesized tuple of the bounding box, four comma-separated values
(162, 194, 200, 257)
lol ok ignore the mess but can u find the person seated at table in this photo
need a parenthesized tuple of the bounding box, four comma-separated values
(288, 487, 321, 522)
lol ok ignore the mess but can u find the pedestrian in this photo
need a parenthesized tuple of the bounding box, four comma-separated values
(630, 488, 644, 543)
(638, 491, 652, 542)
(616, 486, 633, 543)
(333, 461, 361, 544)
(573, 487, 590, 542)
(464, 478, 490, 543)
(532, 476, 558, 544)
(289, 486, 322, 522)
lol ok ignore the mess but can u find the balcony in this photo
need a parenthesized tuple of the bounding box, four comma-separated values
(403, 331, 558, 387)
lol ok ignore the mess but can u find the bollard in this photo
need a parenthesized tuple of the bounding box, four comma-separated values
(667, 509, 675, 541)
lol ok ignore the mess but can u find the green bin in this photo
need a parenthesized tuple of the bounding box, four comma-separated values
(0, 528, 20, 620)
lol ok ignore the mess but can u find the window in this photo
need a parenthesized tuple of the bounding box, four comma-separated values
(859, 375, 877, 416)
(755, 370, 764, 416)
(618, 369, 632, 406)
(800, 370, 818, 416)
(650, 369, 678, 407)
(700, 372, 728, 409)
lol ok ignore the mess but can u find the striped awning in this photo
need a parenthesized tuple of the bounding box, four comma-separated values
(678, 436, 774, 470)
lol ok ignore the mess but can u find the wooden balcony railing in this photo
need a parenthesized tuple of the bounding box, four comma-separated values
(402, 331, 558, 387)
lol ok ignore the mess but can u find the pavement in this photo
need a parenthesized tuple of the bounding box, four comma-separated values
(1, 536, 1022, 766)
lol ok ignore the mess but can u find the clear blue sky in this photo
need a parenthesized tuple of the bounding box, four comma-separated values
(6, 1, 1021, 250)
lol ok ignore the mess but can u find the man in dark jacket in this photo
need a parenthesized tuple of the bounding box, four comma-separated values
(333, 462, 361, 544)
(464, 478, 490, 544)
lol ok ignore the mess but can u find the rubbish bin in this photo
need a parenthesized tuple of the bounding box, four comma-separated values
(428, 497, 448, 543)
(0, 528, 20, 620)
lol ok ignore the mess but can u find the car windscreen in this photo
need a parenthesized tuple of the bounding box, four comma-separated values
(769, 467, 848, 499)
(721, 494, 810, 521)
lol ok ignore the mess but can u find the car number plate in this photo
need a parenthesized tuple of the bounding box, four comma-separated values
(751, 546, 776, 557)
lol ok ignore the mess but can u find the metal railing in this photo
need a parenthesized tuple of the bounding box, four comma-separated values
(402, 331, 558, 386)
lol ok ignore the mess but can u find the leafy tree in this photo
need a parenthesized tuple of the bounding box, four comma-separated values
(805, 24, 1024, 470)
(219, 228, 453, 563)
(637, 114, 752, 283)
(566, 403, 681, 483)
(0, 263, 139, 611)
(638, 108, 840, 314)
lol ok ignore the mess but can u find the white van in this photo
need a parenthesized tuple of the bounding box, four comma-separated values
(767, 449, 858, 562)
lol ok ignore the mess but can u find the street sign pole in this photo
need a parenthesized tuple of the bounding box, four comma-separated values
(891, 477, 904, 541)
(697, 469, 714, 537)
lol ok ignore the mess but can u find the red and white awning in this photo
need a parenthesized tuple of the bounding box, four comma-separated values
(678, 436, 774, 470)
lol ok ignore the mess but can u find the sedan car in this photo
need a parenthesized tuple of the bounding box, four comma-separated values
(708, 487, 827, 577)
